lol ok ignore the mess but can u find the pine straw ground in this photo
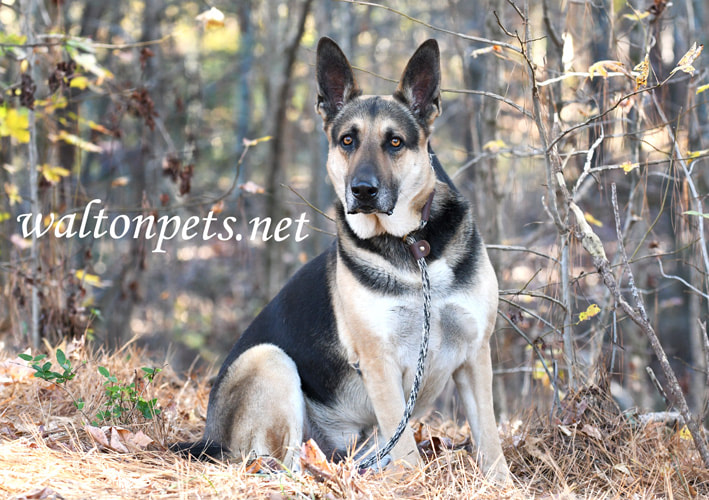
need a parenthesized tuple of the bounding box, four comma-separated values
(0, 341, 707, 500)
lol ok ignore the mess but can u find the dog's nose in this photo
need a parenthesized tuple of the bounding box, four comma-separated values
(350, 176, 379, 202)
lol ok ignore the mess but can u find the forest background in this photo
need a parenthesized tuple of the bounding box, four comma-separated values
(1, 0, 709, 487)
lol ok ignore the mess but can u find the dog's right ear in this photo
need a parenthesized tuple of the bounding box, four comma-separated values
(316, 37, 361, 123)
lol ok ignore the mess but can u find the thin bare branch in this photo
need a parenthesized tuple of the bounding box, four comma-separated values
(337, 0, 523, 54)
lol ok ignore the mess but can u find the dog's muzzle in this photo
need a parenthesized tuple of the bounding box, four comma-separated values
(346, 166, 396, 215)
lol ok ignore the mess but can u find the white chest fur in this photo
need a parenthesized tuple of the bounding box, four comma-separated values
(333, 254, 496, 413)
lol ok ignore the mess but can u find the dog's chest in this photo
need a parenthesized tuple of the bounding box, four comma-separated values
(337, 259, 489, 406)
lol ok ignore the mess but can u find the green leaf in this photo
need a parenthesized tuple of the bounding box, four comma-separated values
(683, 210, 709, 218)
(97, 366, 110, 378)
(56, 349, 66, 366)
(18, 353, 33, 361)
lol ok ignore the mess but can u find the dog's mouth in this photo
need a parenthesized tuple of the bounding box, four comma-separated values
(346, 205, 394, 216)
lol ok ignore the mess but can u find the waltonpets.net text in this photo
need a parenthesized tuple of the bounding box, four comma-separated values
(17, 199, 310, 253)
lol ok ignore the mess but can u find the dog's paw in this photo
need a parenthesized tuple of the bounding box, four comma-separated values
(486, 460, 513, 485)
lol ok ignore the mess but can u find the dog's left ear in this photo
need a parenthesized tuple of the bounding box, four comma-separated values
(394, 39, 441, 127)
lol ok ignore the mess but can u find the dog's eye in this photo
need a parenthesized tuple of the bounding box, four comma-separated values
(390, 137, 403, 148)
(341, 135, 354, 147)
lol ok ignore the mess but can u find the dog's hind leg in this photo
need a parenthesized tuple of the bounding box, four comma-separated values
(205, 344, 305, 469)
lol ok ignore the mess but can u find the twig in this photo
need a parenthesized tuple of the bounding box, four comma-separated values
(498, 289, 567, 310)
(499, 296, 562, 336)
(656, 258, 709, 300)
(486, 244, 560, 264)
(282, 185, 334, 222)
(336, 0, 523, 54)
(348, 64, 532, 118)
(572, 123, 604, 199)
(645, 366, 669, 405)
(540, 0, 562, 48)
(638, 411, 684, 426)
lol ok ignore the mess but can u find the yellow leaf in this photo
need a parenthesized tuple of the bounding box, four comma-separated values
(44, 213, 67, 233)
(698, 84, 709, 95)
(678, 425, 692, 441)
(588, 60, 624, 80)
(532, 360, 551, 388)
(242, 135, 272, 147)
(578, 303, 601, 323)
(623, 11, 650, 21)
(20, 59, 29, 74)
(0, 212, 10, 222)
(621, 161, 639, 174)
(633, 56, 649, 89)
(0, 108, 30, 143)
(196, 7, 225, 30)
(483, 139, 507, 153)
(4, 182, 22, 206)
(75, 270, 107, 288)
(584, 212, 603, 227)
(687, 149, 709, 165)
(35, 94, 68, 113)
(69, 76, 90, 90)
(670, 43, 703, 77)
(40, 164, 71, 183)
(87, 120, 113, 135)
(49, 130, 103, 153)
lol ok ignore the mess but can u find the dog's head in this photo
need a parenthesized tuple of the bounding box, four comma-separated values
(315, 38, 441, 239)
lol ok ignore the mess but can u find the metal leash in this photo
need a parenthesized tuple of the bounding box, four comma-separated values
(358, 196, 434, 470)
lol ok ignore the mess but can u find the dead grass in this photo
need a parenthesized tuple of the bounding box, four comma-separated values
(0, 342, 706, 499)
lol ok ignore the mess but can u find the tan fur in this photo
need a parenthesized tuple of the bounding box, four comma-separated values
(205, 344, 304, 466)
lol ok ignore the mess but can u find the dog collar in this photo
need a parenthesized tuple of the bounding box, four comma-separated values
(406, 189, 434, 260)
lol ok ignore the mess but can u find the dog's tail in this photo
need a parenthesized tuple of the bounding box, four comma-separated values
(170, 440, 229, 462)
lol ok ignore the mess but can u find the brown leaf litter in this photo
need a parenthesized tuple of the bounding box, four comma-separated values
(0, 343, 707, 499)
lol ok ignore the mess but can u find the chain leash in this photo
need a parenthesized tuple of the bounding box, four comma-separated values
(357, 191, 434, 470)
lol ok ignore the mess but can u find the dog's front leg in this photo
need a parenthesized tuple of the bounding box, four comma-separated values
(453, 342, 510, 482)
(358, 356, 421, 468)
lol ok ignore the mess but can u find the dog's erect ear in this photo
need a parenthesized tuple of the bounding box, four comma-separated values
(394, 39, 441, 127)
(316, 37, 361, 123)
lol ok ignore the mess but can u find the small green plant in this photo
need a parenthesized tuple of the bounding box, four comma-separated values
(19, 349, 76, 384)
(19, 349, 85, 411)
(18, 350, 162, 424)
(95, 365, 162, 424)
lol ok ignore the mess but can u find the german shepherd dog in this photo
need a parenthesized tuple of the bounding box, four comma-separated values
(174, 37, 509, 481)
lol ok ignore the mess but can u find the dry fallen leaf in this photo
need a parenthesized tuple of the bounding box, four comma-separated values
(581, 424, 603, 440)
(300, 439, 336, 481)
(84, 425, 110, 448)
(109, 427, 129, 453)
